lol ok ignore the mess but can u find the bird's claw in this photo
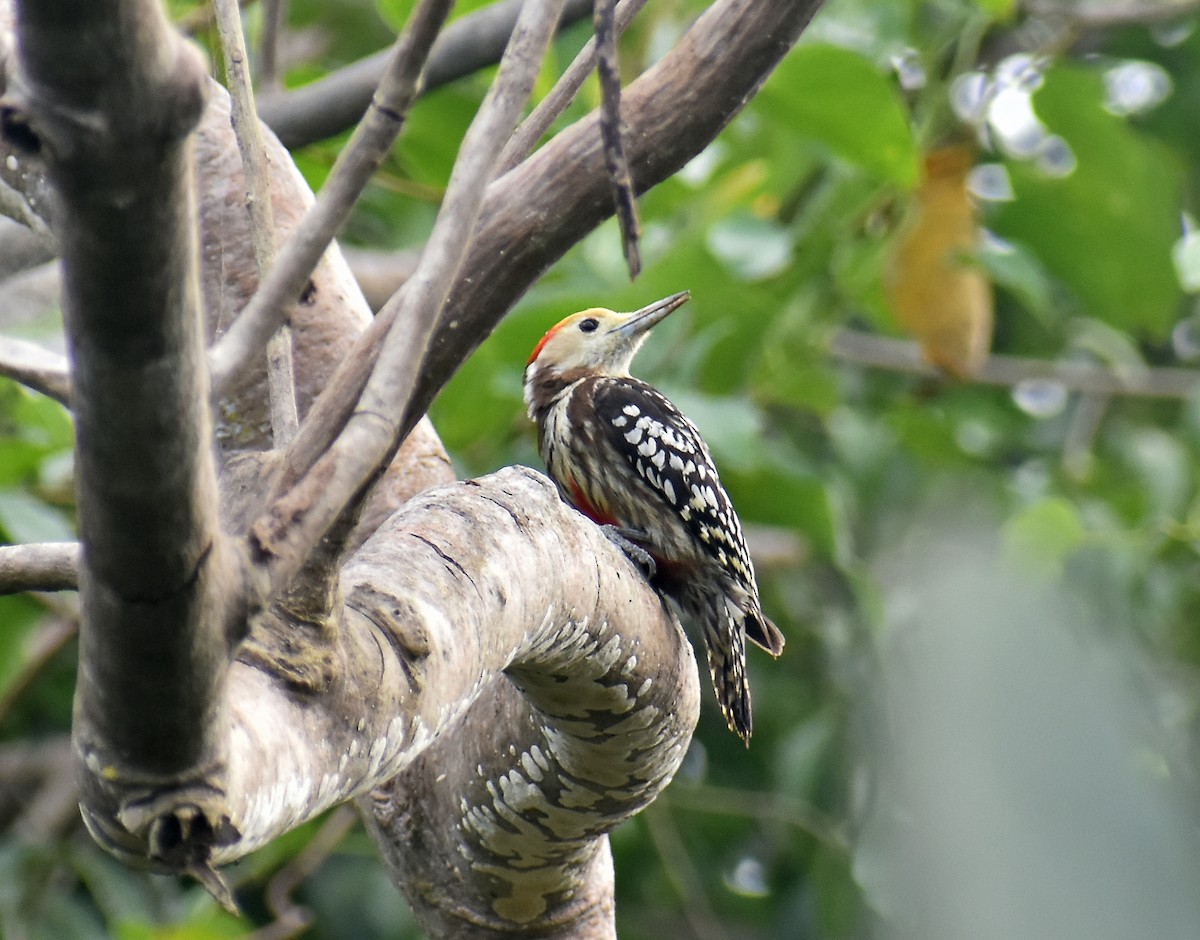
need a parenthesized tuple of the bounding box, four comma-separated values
(601, 525, 657, 578)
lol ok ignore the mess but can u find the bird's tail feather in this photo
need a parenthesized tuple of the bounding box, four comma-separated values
(703, 598, 752, 745)
(745, 608, 785, 657)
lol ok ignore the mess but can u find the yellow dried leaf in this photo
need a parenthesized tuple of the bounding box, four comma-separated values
(886, 145, 994, 378)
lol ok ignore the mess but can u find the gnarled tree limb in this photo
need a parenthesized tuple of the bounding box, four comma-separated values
(82, 467, 697, 937)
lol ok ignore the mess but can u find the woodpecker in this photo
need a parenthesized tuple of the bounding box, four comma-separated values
(524, 290, 785, 743)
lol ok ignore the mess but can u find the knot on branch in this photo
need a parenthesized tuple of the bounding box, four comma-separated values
(11, 21, 209, 176)
(78, 777, 241, 910)
(238, 604, 340, 694)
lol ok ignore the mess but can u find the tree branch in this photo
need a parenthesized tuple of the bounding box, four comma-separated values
(406, 0, 825, 439)
(828, 328, 1200, 398)
(257, 0, 596, 150)
(81, 468, 697, 937)
(193, 80, 455, 550)
(0, 334, 70, 404)
(498, 0, 648, 173)
(213, 0, 299, 446)
(257, 0, 289, 91)
(207, 0, 454, 398)
(13, 0, 247, 894)
(0, 2, 813, 931)
(593, 0, 641, 279)
(256, 0, 567, 592)
(0, 541, 78, 592)
(264, 0, 826, 510)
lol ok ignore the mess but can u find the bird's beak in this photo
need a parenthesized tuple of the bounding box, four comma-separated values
(611, 290, 691, 337)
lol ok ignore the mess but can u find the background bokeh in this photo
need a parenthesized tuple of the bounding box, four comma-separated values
(4, 0, 1200, 936)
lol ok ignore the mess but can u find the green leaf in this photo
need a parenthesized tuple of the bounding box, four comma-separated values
(757, 44, 918, 187)
(1116, 427, 1191, 521)
(706, 214, 794, 282)
(1172, 228, 1200, 292)
(0, 490, 75, 543)
(1001, 497, 1087, 579)
(972, 0, 1016, 19)
(993, 65, 1183, 338)
(373, 0, 413, 32)
(395, 85, 484, 189)
(0, 382, 74, 489)
(727, 467, 841, 562)
(979, 235, 1059, 325)
(658, 389, 765, 472)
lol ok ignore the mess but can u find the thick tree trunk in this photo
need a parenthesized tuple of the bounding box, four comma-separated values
(13, 0, 244, 881)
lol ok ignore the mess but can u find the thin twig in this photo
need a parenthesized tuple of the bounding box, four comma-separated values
(207, 0, 455, 398)
(0, 614, 77, 726)
(829, 328, 1200, 398)
(255, 0, 568, 592)
(0, 335, 70, 405)
(0, 174, 56, 250)
(663, 782, 849, 853)
(1024, 0, 1200, 26)
(1062, 391, 1110, 481)
(179, 0, 259, 36)
(258, 0, 290, 91)
(0, 542, 80, 594)
(265, 331, 299, 445)
(593, 0, 641, 278)
(498, 0, 649, 173)
(275, 0, 819, 498)
(358, 0, 569, 430)
(214, 0, 277, 269)
(241, 805, 359, 940)
(214, 0, 299, 446)
(643, 804, 730, 940)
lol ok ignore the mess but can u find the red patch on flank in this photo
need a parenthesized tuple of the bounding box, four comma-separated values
(649, 556, 690, 591)
(567, 478, 620, 528)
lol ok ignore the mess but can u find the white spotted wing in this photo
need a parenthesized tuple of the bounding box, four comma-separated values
(593, 378, 755, 584)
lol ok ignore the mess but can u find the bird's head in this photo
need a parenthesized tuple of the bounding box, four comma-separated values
(524, 291, 691, 383)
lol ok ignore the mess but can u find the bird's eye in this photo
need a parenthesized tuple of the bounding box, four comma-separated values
(579, 318, 599, 333)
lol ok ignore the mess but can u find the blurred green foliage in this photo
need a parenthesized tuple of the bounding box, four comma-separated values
(6, 0, 1200, 937)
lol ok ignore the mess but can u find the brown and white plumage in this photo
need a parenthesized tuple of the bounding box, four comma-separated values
(523, 291, 784, 743)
